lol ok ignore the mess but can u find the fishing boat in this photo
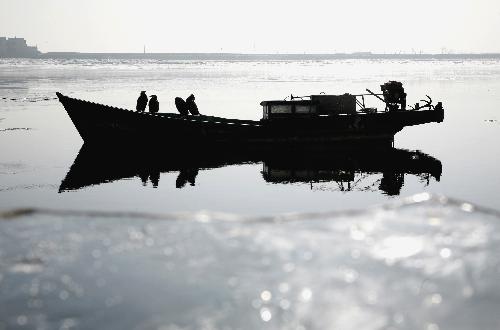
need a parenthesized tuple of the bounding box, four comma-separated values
(56, 81, 443, 147)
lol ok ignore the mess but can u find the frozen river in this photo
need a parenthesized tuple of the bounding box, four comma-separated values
(1, 58, 500, 214)
(1, 57, 500, 329)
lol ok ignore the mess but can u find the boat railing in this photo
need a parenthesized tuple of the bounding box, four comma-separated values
(289, 90, 441, 114)
(154, 112, 261, 126)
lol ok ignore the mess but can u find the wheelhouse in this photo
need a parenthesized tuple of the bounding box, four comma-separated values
(260, 100, 318, 119)
(259, 81, 443, 121)
(260, 94, 358, 120)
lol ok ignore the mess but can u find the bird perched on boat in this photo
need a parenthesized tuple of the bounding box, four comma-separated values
(175, 97, 189, 116)
(148, 95, 159, 113)
(186, 94, 200, 115)
(136, 91, 148, 112)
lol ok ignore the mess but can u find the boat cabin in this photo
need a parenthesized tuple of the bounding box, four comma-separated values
(260, 100, 317, 120)
(260, 93, 357, 120)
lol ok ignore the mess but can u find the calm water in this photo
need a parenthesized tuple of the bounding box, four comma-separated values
(2, 58, 500, 330)
(1, 58, 500, 214)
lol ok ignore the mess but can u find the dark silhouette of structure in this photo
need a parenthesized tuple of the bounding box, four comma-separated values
(260, 147, 441, 196)
(380, 81, 407, 111)
(59, 144, 442, 195)
(149, 95, 159, 113)
(56, 81, 443, 147)
(379, 172, 404, 195)
(0, 37, 40, 58)
(186, 94, 200, 115)
(136, 91, 148, 112)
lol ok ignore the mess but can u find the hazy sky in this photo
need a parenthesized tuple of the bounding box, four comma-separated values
(1, 0, 500, 53)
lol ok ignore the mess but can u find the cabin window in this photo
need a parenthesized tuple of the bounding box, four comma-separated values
(270, 105, 292, 114)
(295, 105, 311, 114)
(296, 105, 317, 114)
(269, 169, 290, 179)
(295, 170, 313, 179)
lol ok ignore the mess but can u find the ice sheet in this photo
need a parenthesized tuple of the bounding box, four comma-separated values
(1, 194, 499, 329)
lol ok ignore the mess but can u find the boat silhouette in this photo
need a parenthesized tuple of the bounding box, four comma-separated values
(59, 145, 441, 195)
(56, 81, 443, 148)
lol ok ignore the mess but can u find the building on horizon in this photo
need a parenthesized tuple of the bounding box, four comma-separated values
(0, 37, 40, 58)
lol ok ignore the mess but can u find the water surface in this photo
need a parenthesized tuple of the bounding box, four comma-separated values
(1, 58, 499, 214)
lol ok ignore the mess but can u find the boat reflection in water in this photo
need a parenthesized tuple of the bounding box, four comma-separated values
(59, 144, 441, 196)
(261, 148, 441, 195)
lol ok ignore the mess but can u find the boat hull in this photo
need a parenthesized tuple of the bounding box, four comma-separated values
(56, 93, 443, 147)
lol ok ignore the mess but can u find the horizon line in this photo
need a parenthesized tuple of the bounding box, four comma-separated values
(32, 52, 500, 60)
(41, 51, 500, 55)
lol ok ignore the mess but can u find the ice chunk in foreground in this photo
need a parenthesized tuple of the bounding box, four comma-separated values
(0, 195, 500, 329)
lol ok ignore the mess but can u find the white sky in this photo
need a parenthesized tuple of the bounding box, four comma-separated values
(1, 0, 500, 53)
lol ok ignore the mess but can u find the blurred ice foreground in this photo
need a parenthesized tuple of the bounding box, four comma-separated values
(1, 194, 500, 330)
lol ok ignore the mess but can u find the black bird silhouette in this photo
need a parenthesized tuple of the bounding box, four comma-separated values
(175, 97, 189, 115)
(148, 95, 159, 113)
(186, 94, 200, 115)
(136, 91, 148, 112)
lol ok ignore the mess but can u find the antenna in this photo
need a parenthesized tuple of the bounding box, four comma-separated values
(143, 45, 145, 54)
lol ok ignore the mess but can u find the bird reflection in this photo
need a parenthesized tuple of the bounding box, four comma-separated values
(139, 170, 160, 188)
(59, 144, 442, 195)
(176, 169, 199, 188)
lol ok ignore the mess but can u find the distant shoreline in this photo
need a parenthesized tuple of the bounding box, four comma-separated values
(2, 37, 500, 60)
(34, 52, 500, 60)
(2, 52, 500, 60)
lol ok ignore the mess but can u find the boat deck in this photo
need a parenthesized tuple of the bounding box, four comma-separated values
(56, 92, 262, 127)
(56, 92, 444, 147)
